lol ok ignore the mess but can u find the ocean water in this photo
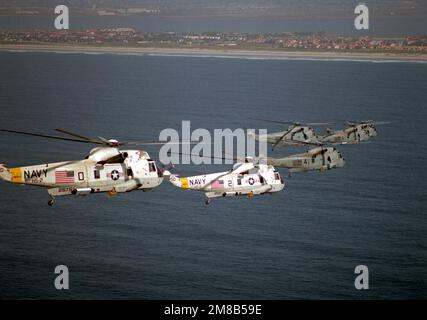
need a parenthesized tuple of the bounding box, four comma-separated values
(0, 51, 426, 299)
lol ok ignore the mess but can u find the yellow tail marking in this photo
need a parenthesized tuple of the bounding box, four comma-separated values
(10, 167, 23, 183)
(180, 177, 189, 189)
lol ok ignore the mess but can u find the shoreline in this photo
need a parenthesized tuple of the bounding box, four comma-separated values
(1, 44, 427, 62)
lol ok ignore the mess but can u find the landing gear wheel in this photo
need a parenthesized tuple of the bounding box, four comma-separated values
(48, 199, 54, 206)
(205, 199, 211, 205)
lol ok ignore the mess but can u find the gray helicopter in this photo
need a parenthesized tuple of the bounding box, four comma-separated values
(264, 142, 346, 173)
(320, 120, 390, 145)
(249, 118, 389, 149)
(222, 135, 346, 175)
(248, 118, 331, 150)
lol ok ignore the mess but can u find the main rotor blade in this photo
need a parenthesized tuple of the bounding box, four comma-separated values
(282, 138, 322, 147)
(0, 129, 104, 144)
(222, 150, 242, 162)
(367, 121, 391, 125)
(305, 122, 335, 126)
(202, 162, 255, 189)
(249, 117, 294, 125)
(272, 127, 296, 149)
(96, 136, 113, 144)
(125, 140, 210, 146)
(343, 120, 390, 126)
(55, 128, 106, 144)
(250, 118, 333, 126)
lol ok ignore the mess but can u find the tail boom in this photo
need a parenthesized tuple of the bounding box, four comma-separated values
(0, 164, 22, 184)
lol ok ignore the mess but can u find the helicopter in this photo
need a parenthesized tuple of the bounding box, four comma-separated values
(248, 118, 330, 150)
(217, 139, 345, 175)
(264, 140, 346, 173)
(167, 156, 285, 205)
(320, 120, 389, 145)
(0, 128, 182, 206)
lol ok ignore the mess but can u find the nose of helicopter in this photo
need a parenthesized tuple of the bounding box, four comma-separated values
(371, 127, 378, 137)
(272, 171, 286, 192)
(279, 176, 286, 190)
(339, 155, 346, 167)
(336, 151, 346, 168)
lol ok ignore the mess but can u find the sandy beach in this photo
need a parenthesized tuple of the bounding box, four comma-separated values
(1, 43, 427, 62)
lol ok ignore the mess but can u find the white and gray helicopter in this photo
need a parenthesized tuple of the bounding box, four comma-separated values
(168, 155, 285, 205)
(0, 128, 180, 206)
(320, 120, 389, 145)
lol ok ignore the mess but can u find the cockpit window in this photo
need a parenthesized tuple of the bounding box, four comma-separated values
(148, 161, 156, 172)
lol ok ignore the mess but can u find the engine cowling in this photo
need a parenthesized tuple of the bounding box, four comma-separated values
(85, 147, 122, 163)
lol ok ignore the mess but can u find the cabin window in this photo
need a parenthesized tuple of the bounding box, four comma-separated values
(274, 172, 280, 180)
(94, 170, 100, 179)
(127, 168, 133, 177)
(148, 162, 156, 172)
(218, 180, 224, 185)
(78, 172, 84, 181)
(327, 156, 332, 162)
(260, 176, 265, 184)
(237, 178, 242, 185)
(312, 158, 315, 163)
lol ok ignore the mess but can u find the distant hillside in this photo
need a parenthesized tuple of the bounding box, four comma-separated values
(0, 0, 426, 17)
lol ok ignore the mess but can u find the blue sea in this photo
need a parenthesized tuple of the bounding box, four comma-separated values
(0, 50, 426, 299)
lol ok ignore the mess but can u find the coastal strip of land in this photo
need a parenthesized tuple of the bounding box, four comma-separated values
(1, 44, 427, 62)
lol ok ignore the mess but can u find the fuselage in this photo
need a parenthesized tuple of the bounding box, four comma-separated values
(0, 148, 164, 197)
(321, 124, 377, 144)
(252, 125, 320, 147)
(169, 163, 285, 199)
(267, 146, 345, 172)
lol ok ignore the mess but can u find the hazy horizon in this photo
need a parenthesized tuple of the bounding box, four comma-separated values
(0, 0, 426, 17)
(0, 1, 426, 36)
